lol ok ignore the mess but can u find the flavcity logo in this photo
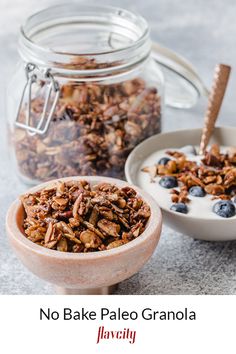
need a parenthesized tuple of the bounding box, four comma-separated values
(40, 307, 196, 323)
(96, 326, 136, 344)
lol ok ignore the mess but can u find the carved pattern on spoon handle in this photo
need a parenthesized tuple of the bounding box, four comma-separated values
(199, 64, 231, 155)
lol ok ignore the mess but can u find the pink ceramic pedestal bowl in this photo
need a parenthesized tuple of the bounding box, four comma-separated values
(6, 176, 162, 295)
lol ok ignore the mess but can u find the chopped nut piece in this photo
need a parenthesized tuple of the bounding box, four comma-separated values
(44, 222, 54, 244)
(53, 197, 68, 206)
(107, 240, 125, 250)
(82, 221, 105, 239)
(98, 207, 114, 221)
(204, 184, 225, 195)
(130, 223, 142, 237)
(45, 240, 58, 249)
(63, 233, 81, 245)
(97, 219, 121, 237)
(171, 188, 190, 204)
(73, 244, 85, 253)
(56, 221, 74, 235)
(56, 182, 65, 196)
(72, 194, 83, 218)
(69, 217, 80, 227)
(57, 237, 68, 252)
(89, 206, 99, 225)
(117, 198, 126, 209)
(80, 230, 102, 249)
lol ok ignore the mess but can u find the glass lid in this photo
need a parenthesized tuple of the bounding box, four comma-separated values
(152, 42, 209, 109)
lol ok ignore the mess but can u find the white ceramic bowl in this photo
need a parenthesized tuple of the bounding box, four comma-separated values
(125, 126, 236, 241)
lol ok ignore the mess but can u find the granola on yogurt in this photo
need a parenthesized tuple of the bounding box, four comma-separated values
(142, 144, 236, 217)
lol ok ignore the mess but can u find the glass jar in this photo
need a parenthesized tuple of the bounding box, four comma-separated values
(7, 4, 163, 184)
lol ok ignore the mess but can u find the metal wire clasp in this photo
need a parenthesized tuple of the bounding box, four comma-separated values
(15, 63, 60, 136)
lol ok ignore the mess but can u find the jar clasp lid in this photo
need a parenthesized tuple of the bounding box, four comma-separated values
(15, 63, 60, 136)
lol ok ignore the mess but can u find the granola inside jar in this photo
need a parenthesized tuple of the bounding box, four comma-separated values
(8, 5, 163, 184)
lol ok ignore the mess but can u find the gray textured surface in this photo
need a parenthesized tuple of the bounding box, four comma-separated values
(1, 0, 236, 295)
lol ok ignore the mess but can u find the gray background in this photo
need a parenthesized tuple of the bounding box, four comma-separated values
(1, 0, 236, 294)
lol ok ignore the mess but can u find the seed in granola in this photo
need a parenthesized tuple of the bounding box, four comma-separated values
(56, 221, 74, 235)
(44, 222, 54, 244)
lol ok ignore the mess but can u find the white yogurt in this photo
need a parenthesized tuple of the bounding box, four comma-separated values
(138, 146, 236, 220)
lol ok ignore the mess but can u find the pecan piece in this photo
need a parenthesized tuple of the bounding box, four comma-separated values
(97, 219, 120, 237)
(98, 207, 114, 221)
(205, 184, 225, 195)
(53, 197, 68, 206)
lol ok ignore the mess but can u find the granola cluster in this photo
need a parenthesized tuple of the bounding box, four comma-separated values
(142, 144, 236, 203)
(14, 59, 161, 182)
(21, 180, 151, 252)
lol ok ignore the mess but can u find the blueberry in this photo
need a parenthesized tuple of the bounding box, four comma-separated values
(158, 157, 171, 165)
(170, 203, 188, 214)
(159, 176, 178, 189)
(189, 186, 206, 197)
(213, 200, 236, 218)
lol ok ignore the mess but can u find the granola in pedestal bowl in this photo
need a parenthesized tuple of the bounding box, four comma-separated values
(20, 179, 152, 252)
(6, 176, 162, 293)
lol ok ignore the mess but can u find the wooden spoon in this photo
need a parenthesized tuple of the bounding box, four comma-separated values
(199, 64, 231, 155)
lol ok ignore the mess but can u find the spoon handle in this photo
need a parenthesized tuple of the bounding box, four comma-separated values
(199, 64, 231, 155)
